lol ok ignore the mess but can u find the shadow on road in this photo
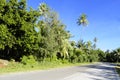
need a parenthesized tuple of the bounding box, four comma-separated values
(77, 63, 119, 80)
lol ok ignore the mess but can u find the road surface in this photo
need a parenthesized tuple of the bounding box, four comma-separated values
(0, 63, 119, 80)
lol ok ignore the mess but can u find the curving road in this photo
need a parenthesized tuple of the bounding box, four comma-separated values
(0, 63, 119, 80)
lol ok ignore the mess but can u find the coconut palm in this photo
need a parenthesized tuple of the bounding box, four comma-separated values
(77, 14, 88, 39)
(115, 48, 120, 62)
(77, 13, 88, 26)
(86, 41, 92, 50)
(93, 37, 97, 49)
(39, 3, 49, 16)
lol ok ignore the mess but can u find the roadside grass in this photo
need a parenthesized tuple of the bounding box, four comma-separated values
(0, 61, 91, 74)
(116, 63, 120, 76)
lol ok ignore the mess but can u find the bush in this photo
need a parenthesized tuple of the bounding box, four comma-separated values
(61, 59, 69, 64)
(75, 49, 82, 56)
(21, 55, 37, 65)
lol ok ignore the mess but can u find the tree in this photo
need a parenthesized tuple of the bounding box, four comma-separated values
(105, 48, 120, 62)
(86, 41, 92, 50)
(77, 13, 88, 26)
(0, 1, 107, 64)
(93, 37, 97, 49)
(113, 48, 120, 62)
(77, 13, 88, 39)
(37, 3, 71, 60)
(76, 40, 86, 50)
(39, 3, 49, 16)
(0, 0, 40, 60)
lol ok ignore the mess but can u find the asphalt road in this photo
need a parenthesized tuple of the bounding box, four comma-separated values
(0, 63, 119, 80)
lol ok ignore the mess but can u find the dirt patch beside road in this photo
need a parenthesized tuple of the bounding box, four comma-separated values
(0, 59, 9, 68)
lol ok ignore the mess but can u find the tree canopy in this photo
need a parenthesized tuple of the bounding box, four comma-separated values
(0, 0, 118, 64)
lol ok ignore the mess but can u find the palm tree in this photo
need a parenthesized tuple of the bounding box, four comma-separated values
(77, 40, 86, 50)
(93, 37, 97, 49)
(77, 13, 88, 26)
(77, 13, 88, 39)
(39, 3, 49, 16)
(86, 41, 92, 50)
(115, 48, 120, 62)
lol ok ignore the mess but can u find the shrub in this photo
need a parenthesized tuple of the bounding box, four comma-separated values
(21, 55, 37, 65)
(61, 59, 69, 64)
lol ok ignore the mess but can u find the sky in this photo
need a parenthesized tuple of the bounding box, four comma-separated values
(27, 0, 120, 51)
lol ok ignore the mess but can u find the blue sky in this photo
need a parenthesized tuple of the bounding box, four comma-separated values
(27, 0, 120, 51)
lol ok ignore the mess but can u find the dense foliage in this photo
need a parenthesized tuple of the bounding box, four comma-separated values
(0, 0, 119, 65)
(105, 48, 120, 62)
(0, 0, 40, 61)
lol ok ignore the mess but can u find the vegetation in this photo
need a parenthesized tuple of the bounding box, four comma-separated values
(104, 48, 120, 76)
(116, 63, 120, 76)
(0, 0, 120, 74)
(105, 48, 120, 62)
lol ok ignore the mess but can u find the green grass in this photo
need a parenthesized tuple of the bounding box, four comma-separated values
(0, 61, 92, 74)
(116, 63, 120, 76)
